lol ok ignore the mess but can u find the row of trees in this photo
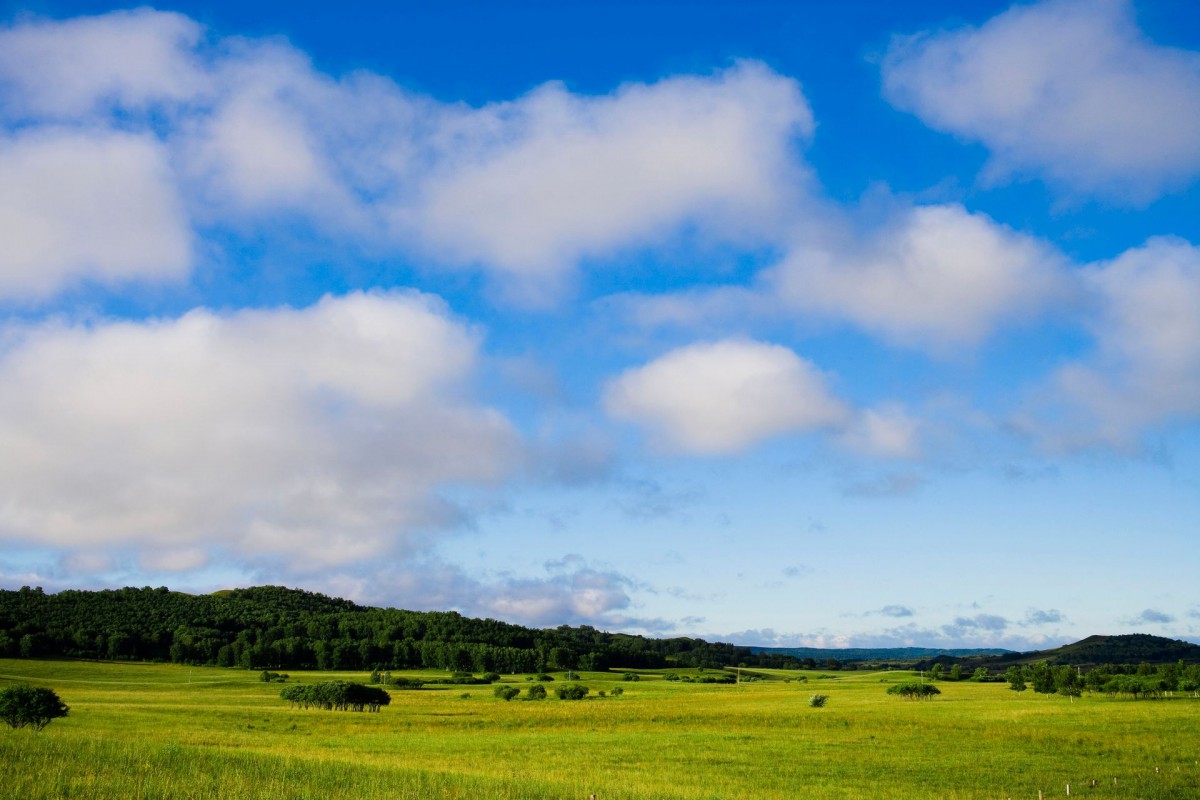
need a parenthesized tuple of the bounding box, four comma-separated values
(1003, 660, 1200, 697)
(0, 585, 788, 673)
(279, 681, 391, 712)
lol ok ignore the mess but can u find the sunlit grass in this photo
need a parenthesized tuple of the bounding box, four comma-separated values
(1, 659, 1197, 798)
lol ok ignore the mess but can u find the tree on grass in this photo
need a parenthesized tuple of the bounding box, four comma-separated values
(1004, 666, 1027, 692)
(555, 684, 589, 700)
(493, 685, 520, 701)
(0, 685, 69, 730)
(886, 683, 940, 700)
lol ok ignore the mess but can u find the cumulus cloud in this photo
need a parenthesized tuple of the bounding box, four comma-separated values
(0, 8, 207, 119)
(1131, 608, 1174, 625)
(768, 203, 1072, 348)
(840, 405, 922, 459)
(0, 291, 518, 568)
(0, 11, 816, 302)
(882, 0, 1200, 201)
(405, 62, 812, 297)
(0, 129, 192, 298)
(604, 339, 850, 454)
(947, 613, 1009, 632)
(1026, 237, 1200, 448)
(1024, 608, 1065, 625)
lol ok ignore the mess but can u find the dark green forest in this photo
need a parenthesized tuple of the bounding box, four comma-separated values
(0, 585, 798, 672)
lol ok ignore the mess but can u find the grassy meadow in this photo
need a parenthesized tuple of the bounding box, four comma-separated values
(1, 659, 1197, 799)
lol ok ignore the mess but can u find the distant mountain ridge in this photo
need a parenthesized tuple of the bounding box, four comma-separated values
(747, 646, 1013, 662)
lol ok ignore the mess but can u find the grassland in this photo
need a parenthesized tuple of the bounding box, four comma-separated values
(1, 659, 1197, 799)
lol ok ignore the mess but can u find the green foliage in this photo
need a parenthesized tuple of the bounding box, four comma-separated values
(0, 585, 793, 673)
(0, 684, 69, 730)
(610, 686, 623, 697)
(279, 681, 390, 712)
(886, 682, 941, 700)
(808, 693, 829, 707)
(525, 684, 547, 700)
(259, 671, 288, 683)
(554, 684, 589, 700)
(493, 685, 520, 701)
(622, 672, 640, 681)
(532, 673, 554, 682)
(1004, 666, 1027, 692)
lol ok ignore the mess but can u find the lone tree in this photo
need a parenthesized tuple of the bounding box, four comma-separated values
(0, 685, 69, 730)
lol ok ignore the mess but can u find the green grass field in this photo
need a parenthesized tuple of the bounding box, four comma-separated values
(1, 659, 1197, 799)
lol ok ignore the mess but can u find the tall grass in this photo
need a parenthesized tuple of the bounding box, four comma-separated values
(1, 660, 1196, 799)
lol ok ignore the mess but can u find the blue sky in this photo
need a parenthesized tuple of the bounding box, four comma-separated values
(0, 0, 1197, 650)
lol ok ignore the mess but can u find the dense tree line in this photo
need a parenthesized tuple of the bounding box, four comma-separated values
(1002, 660, 1200, 698)
(0, 585, 791, 672)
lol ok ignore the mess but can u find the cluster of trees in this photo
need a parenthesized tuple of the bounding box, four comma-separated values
(279, 681, 390, 712)
(0, 585, 789, 673)
(886, 683, 941, 700)
(0, 685, 69, 730)
(1003, 660, 1200, 698)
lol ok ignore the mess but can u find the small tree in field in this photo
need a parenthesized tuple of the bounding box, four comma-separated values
(0, 685, 69, 730)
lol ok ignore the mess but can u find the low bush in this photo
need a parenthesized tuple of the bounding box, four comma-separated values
(493, 686, 520, 701)
(526, 684, 547, 700)
(555, 684, 589, 700)
(809, 694, 829, 708)
(259, 671, 288, 683)
(622, 672, 640, 682)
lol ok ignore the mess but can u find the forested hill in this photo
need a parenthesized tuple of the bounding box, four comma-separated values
(0, 585, 795, 673)
(966, 634, 1200, 668)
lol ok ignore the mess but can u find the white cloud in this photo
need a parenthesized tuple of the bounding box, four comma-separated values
(769, 203, 1072, 348)
(0, 11, 818, 302)
(841, 405, 921, 459)
(0, 291, 519, 568)
(605, 339, 849, 454)
(882, 0, 1200, 201)
(405, 62, 813, 298)
(1032, 237, 1200, 448)
(0, 129, 192, 298)
(0, 8, 207, 120)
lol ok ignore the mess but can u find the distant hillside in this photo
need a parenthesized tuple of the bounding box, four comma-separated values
(964, 634, 1200, 668)
(0, 584, 793, 673)
(749, 646, 1012, 662)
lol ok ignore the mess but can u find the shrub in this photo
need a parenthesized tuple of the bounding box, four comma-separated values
(388, 677, 426, 690)
(0, 685, 69, 730)
(610, 686, 624, 697)
(886, 683, 941, 700)
(526, 684, 547, 700)
(534, 673, 554, 682)
(482, 672, 501, 683)
(662, 672, 680, 681)
(622, 672, 640, 682)
(493, 685, 520, 701)
(555, 684, 589, 700)
(809, 693, 829, 708)
(260, 671, 288, 683)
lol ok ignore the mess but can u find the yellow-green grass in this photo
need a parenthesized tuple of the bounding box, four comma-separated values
(2, 659, 1197, 799)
